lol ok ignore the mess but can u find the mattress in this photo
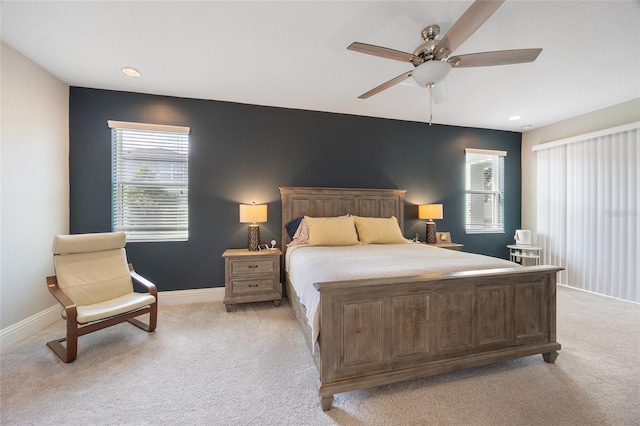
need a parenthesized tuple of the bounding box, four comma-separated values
(286, 243, 519, 348)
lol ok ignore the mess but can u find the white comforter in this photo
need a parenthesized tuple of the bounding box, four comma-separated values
(286, 243, 519, 348)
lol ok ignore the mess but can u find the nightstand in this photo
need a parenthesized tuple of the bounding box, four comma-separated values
(507, 245, 541, 266)
(427, 242, 464, 251)
(222, 248, 282, 312)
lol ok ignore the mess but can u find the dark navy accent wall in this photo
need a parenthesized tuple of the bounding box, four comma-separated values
(69, 87, 522, 291)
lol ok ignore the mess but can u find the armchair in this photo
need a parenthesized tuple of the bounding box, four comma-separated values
(46, 232, 157, 363)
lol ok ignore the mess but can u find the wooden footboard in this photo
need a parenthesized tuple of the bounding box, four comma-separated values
(311, 265, 562, 410)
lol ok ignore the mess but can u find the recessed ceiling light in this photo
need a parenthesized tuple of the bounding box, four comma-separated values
(521, 124, 533, 131)
(509, 115, 522, 121)
(121, 67, 141, 77)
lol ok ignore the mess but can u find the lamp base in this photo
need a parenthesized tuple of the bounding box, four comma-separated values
(426, 221, 437, 244)
(248, 225, 260, 251)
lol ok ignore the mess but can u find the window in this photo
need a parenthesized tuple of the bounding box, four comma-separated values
(465, 148, 506, 234)
(108, 120, 190, 242)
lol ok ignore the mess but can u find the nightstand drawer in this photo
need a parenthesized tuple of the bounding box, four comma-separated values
(229, 277, 278, 295)
(229, 258, 276, 276)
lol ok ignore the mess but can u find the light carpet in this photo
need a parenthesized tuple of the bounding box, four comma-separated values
(1, 286, 639, 425)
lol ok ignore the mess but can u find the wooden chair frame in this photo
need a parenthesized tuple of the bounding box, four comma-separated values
(46, 264, 158, 363)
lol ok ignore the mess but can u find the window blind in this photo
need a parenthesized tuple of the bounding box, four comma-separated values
(465, 148, 506, 233)
(109, 121, 190, 242)
(536, 125, 638, 302)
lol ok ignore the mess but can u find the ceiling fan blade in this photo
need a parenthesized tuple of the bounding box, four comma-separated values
(451, 48, 542, 67)
(434, 0, 505, 59)
(431, 82, 448, 104)
(348, 42, 420, 63)
(358, 70, 413, 99)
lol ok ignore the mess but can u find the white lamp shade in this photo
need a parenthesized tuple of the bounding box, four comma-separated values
(418, 204, 443, 220)
(239, 203, 267, 223)
(411, 61, 452, 87)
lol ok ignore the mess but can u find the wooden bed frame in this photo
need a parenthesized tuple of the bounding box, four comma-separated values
(280, 187, 562, 411)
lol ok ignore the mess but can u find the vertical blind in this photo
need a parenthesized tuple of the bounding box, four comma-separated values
(108, 120, 190, 242)
(536, 123, 638, 303)
(465, 148, 506, 233)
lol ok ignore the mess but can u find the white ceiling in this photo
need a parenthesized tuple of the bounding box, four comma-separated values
(2, 1, 639, 132)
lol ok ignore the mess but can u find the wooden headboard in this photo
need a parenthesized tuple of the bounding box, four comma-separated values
(279, 187, 407, 252)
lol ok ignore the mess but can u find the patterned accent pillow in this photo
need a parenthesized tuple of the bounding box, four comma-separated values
(287, 218, 310, 246)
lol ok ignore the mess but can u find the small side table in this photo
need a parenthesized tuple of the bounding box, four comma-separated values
(507, 245, 541, 266)
(222, 248, 282, 312)
(427, 242, 464, 251)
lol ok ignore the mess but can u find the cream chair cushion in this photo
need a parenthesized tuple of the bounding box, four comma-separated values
(53, 232, 127, 255)
(52, 232, 155, 323)
(74, 293, 156, 324)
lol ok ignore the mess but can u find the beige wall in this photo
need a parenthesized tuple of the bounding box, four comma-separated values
(521, 98, 640, 243)
(1, 42, 69, 335)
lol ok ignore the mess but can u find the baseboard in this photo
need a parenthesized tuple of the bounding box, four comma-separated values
(0, 304, 61, 352)
(557, 283, 639, 305)
(1, 287, 226, 353)
(158, 287, 225, 305)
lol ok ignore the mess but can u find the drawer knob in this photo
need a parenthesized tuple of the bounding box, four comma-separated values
(249, 284, 259, 287)
(248, 265, 259, 269)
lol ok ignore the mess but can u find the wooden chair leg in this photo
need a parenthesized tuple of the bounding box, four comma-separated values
(148, 301, 157, 331)
(127, 303, 157, 332)
(47, 326, 78, 363)
(65, 317, 78, 362)
(47, 338, 70, 363)
(46, 315, 79, 363)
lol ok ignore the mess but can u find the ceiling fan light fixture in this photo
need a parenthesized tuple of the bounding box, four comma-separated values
(411, 61, 451, 87)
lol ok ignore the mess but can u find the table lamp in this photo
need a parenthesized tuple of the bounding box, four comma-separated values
(418, 204, 443, 244)
(239, 202, 267, 250)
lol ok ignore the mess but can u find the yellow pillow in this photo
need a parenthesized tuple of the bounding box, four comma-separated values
(353, 216, 408, 244)
(304, 216, 359, 246)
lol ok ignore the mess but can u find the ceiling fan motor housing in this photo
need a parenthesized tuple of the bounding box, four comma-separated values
(412, 25, 440, 64)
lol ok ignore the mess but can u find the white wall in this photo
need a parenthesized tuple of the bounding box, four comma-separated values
(1, 42, 69, 345)
(521, 98, 640, 242)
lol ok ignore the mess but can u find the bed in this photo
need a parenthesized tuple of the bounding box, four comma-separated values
(280, 187, 562, 411)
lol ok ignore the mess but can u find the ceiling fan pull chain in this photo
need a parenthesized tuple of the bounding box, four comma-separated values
(428, 85, 433, 126)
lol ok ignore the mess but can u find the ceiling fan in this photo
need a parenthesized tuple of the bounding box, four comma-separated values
(348, 0, 542, 110)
